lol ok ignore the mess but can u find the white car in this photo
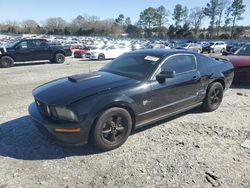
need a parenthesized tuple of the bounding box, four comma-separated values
(210, 41, 227, 53)
(86, 45, 131, 60)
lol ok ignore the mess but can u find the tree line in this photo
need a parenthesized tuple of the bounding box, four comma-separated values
(0, 0, 247, 39)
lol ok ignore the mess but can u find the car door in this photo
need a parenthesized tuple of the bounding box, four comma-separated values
(32, 40, 51, 60)
(14, 40, 31, 62)
(105, 46, 115, 59)
(149, 54, 202, 119)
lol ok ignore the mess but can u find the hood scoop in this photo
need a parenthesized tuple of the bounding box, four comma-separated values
(68, 72, 101, 83)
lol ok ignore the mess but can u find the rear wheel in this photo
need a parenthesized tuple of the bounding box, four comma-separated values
(98, 54, 105, 61)
(203, 82, 224, 112)
(0, 56, 14, 68)
(91, 108, 132, 151)
(53, 53, 65, 64)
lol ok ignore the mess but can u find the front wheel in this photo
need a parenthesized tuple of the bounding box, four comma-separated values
(98, 54, 105, 61)
(203, 82, 224, 112)
(91, 108, 132, 151)
(53, 53, 65, 64)
(0, 56, 14, 68)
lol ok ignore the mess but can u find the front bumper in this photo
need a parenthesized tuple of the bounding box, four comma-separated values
(28, 103, 90, 146)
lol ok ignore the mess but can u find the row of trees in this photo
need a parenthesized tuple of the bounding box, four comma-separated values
(0, 0, 247, 39)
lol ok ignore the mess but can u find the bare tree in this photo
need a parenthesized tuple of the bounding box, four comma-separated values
(189, 7, 205, 36)
(216, 0, 231, 37)
(22, 19, 39, 34)
(44, 17, 67, 34)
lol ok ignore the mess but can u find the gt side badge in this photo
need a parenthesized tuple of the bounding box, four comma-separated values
(143, 100, 151, 106)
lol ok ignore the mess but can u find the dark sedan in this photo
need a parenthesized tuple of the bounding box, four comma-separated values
(29, 49, 234, 151)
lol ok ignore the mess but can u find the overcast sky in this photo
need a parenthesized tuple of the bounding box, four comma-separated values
(0, 0, 249, 27)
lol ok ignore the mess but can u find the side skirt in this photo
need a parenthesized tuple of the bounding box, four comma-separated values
(135, 102, 203, 129)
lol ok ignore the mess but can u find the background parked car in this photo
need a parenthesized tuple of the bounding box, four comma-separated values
(86, 45, 131, 60)
(210, 41, 227, 53)
(0, 38, 71, 68)
(227, 43, 250, 82)
(176, 43, 202, 53)
(222, 42, 245, 56)
(73, 46, 97, 58)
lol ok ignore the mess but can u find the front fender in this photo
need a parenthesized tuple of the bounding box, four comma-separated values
(70, 94, 138, 129)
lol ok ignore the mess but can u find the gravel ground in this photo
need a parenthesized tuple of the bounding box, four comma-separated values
(0, 57, 250, 188)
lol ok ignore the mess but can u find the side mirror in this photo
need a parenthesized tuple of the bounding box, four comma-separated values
(156, 71, 176, 83)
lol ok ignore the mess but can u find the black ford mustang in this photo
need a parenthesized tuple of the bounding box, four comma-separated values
(29, 49, 234, 151)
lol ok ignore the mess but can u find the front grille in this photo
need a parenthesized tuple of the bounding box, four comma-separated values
(85, 53, 91, 57)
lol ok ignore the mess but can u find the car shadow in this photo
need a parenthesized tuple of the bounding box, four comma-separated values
(0, 107, 203, 160)
(14, 61, 49, 67)
(0, 116, 101, 160)
(230, 81, 250, 89)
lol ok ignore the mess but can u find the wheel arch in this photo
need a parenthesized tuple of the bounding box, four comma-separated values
(210, 78, 226, 90)
(0, 54, 15, 61)
(53, 50, 66, 57)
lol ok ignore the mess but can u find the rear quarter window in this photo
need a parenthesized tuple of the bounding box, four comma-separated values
(196, 54, 214, 69)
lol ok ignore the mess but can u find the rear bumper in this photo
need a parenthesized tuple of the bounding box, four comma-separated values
(29, 103, 90, 146)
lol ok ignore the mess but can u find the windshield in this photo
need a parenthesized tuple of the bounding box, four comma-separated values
(180, 43, 189, 48)
(234, 44, 250, 56)
(100, 45, 108, 50)
(100, 53, 161, 80)
(4, 40, 19, 48)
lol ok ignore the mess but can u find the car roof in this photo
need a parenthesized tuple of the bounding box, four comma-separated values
(128, 49, 196, 58)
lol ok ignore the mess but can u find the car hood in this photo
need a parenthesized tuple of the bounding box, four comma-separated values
(0, 47, 11, 54)
(33, 71, 138, 106)
(89, 49, 104, 53)
(228, 55, 250, 67)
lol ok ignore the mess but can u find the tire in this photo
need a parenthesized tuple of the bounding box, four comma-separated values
(203, 82, 224, 112)
(98, 54, 105, 61)
(91, 107, 132, 151)
(0, 56, 14, 68)
(53, 53, 65, 64)
(221, 48, 225, 53)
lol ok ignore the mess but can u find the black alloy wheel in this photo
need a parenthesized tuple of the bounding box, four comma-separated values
(54, 53, 65, 64)
(203, 82, 223, 112)
(101, 116, 127, 144)
(0, 56, 14, 68)
(92, 108, 132, 151)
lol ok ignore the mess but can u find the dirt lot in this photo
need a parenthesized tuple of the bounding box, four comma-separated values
(0, 57, 250, 188)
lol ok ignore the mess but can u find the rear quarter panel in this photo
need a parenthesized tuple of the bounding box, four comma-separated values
(197, 55, 234, 90)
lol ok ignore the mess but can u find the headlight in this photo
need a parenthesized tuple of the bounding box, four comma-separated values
(55, 107, 78, 122)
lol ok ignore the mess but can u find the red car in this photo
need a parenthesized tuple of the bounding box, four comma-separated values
(228, 44, 250, 82)
(73, 46, 97, 58)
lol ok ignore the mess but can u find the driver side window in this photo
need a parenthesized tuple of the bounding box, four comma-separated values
(161, 55, 196, 74)
(18, 41, 28, 49)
